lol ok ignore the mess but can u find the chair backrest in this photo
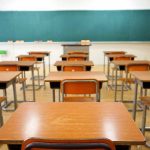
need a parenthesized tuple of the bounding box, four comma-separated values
(61, 79, 99, 101)
(68, 52, 88, 55)
(22, 138, 116, 150)
(68, 56, 86, 61)
(0, 65, 18, 71)
(107, 52, 125, 55)
(125, 63, 150, 79)
(126, 63, 150, 73)
(63, 66, 85, 71)
(114, 56, 133, 61)
(19, 56, 36, 61)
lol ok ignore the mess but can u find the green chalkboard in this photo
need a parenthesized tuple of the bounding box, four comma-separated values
(0, 10, 150, 41)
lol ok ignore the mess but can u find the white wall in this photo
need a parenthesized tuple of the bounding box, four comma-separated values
(0, 42, 149, 65)
(0, 0, 150, 10)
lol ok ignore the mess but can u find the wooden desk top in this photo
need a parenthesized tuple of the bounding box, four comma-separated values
(131, 71, 150, 82)
(62, 43, 91, 46)
(0, 61, 36, 67)
(0, 102, 145, 145)
(45, 71, 107, 82)
(112, 60, 150, 66)
(67, 51, 89, 55)
(103, 51, 126, 55)
(54, 61, 94, 66)
(17, 54, 45, 58)
(107, 54, 136, 58)
(0, 71, 21, 82)
(28, 51, 51, 55)
(60, 54, 88, 58)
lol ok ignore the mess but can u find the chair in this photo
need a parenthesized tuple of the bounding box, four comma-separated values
(68, 51, 88, 55)
(61, 79, 100, 102)
(68, 56, 87, 61)
(0, 96, 6, 127)
(19, 56, 40, 88)
(111, 56, 134, 87)
(120, 63, 150, 101)
(140, 96, 150, 135)
(21, 138, 116, 150)
(0, 65, 27, 102)
(62, 65, 85, 71)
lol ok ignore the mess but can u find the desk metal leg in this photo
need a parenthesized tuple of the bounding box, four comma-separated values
(52, 89, 55, 102)
(43, 60, 46, 78)
(32, 67, 36, 102)
(12, 81, 17, 110)
(0, 106, 3, 127)
(114, 68, 118, 102)
(107, 58, 110, 79)
(103, 54, 105, 73)
(132, 82, 138, 120)
(48, 54, 50, 72)
(141, 105, 147, 135)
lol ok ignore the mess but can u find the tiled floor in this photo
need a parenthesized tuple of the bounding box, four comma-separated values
(0, 65, 150, 150)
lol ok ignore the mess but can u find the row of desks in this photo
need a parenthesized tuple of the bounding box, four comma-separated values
(0, 51, 148, 149)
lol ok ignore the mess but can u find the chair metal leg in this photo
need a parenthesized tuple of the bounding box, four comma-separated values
(22, 82, 26, 102)
(0, 107, 3, 127)
(121, 81, 124, 102)
(141, 105, 147, 135)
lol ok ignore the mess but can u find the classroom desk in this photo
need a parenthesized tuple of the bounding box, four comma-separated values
(106, 54, 136, 80)
(0, 61, 36, 102)
(62, 43, 91, 54)
(28, 51, 51, 72)
(111, 60, 150, 102)
(54, 60, 94, 71)
(17, 54, 46, 79)
(60, 54, 88, 61)
(103, 51, 126, 73)
(0, 102, 145, 150)
(0, 71, 21, 111)
(44, 71, 107, 102)
(67, 51, 89, 55)
(130, 71, 150, 120)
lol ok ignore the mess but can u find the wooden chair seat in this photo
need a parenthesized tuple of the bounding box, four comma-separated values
(64, 96, 96, 102)
(16, 78, 27, 84)
(140, 96, 150, 106)
(0, 96, 6, 103)
(119, 78, 135, 84)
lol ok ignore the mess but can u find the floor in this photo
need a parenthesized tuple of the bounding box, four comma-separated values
(0, 65, 150, 150)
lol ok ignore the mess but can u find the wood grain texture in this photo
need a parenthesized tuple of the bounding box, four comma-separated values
(44, 71, 107, 82)
(0, 102, 145, 145)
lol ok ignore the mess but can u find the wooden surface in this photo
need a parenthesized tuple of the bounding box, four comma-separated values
(28, 51, 51, 56)
(0, 71, 21, 82)
(104, 51, 126, 55)
(60, 54, 88, 59)
(54, 61, 94, 67)
(107, 54, 136, 59)
(0, 102, 145, 145)
(45, 71, 107, 82)
(112, 60, 150, 66)
(67, 51, 89, 55)
(17, 54, 45, 59)
(131, 71, 150, 82)
(0, 61, 36, 67)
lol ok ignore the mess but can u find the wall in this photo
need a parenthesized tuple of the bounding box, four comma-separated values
(0, 0, 150, 10)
